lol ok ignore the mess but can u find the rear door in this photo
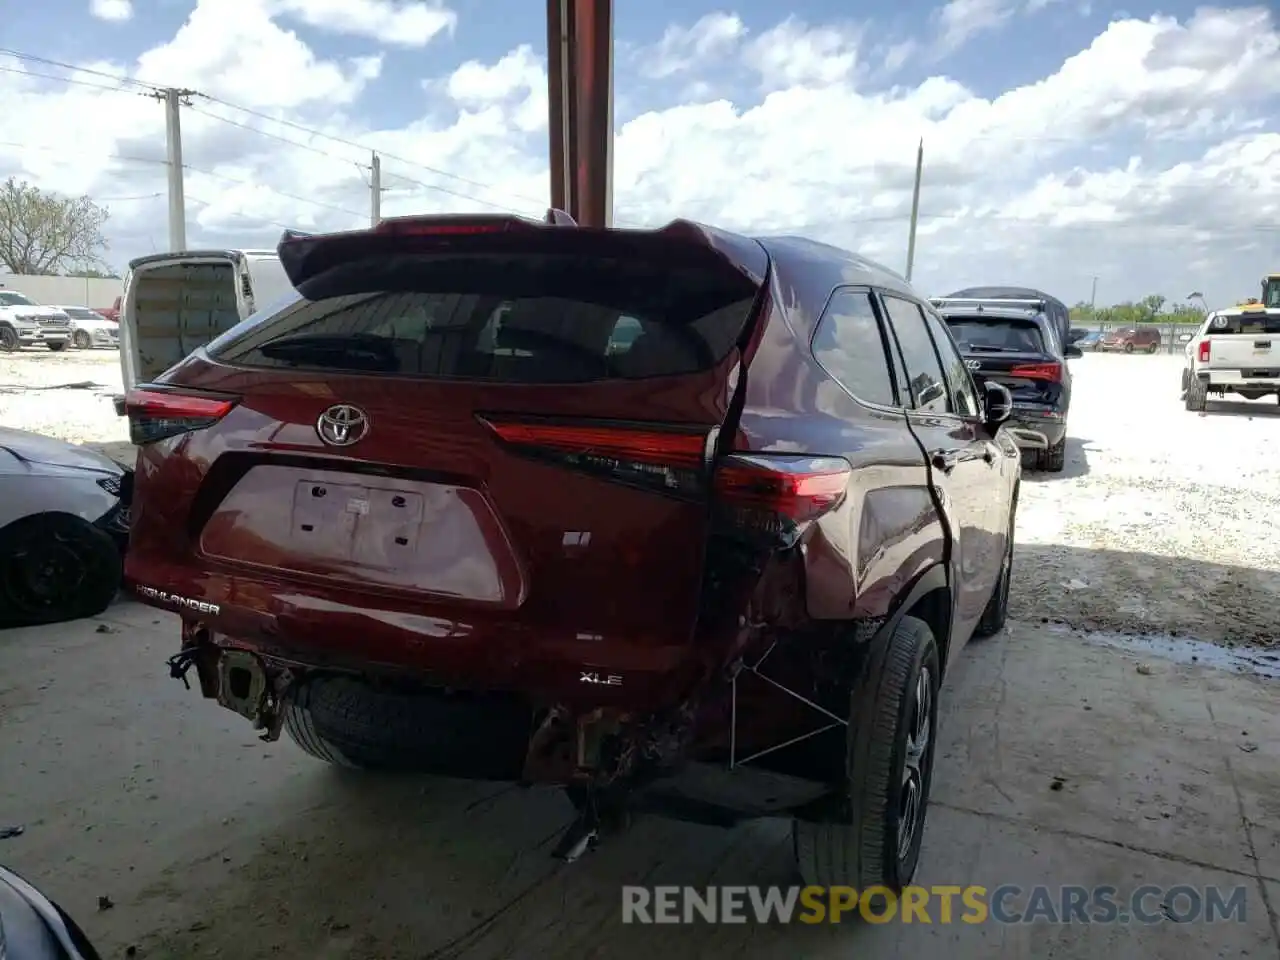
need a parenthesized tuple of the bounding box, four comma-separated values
(1202, 312, 1280, 376)
(878, 293, 1000, 649)
(134, 223, 767, 663)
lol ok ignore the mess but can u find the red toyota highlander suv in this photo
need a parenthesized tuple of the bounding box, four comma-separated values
(123, 213, 1020, 891)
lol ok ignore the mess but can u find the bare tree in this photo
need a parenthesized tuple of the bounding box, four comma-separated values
(0, 178, 110, 274)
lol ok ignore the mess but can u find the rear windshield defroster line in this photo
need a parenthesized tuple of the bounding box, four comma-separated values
(207, 253, 760, 384)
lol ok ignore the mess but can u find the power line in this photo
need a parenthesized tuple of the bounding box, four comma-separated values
(187, 104, 369, 168)
(0, 64, 142, 94)
(194, 91, 547, 211)
(182, 162, 364, 218)
(0, 138, 167, 166)
(0, 48, 160, 91)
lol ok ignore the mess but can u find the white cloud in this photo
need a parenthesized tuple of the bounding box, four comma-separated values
(744, 18, 861, 90)
(933, 0, 1019, 55)
(639, 13, 747, 79)
(273, 0, 456, 48)
(1, 3, 1278, 310)
(90, 0, 133, 21)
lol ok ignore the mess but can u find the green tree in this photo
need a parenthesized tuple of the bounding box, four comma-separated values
(0, 177, 110, 274)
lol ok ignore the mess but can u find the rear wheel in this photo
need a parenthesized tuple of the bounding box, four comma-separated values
(793, 615, 940, 892)
(1123, 342, 1134, 354)
(1148, 343, 1159, 354)
(73, 330, 92, 349)
(975, 492, 1017, 639)
(47, 341, 68, 352)
(1043, 437, 1066, 473)
(1180, 368, 1189, 394)
(0, 514, 122, 627)
(0, 326, 18, 352)
(1185, 378, 1208, 412)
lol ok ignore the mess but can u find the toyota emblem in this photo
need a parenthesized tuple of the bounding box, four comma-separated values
(965, 359, 982, 371)
(316, 404, 369, 447)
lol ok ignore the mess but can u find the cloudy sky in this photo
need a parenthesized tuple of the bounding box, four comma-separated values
(1, 0, 1278, 309)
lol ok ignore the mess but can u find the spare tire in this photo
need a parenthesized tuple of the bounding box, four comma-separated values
(283, 675, 532, 777)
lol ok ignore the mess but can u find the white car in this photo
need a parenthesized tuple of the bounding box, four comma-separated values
(49, 305, 120, 350)
(0, 426, 130, 626)
(0, 289, 73, 352)
(1182, 307, 1280, 410)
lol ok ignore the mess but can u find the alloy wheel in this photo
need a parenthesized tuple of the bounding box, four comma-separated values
(898, 666, 934, 861)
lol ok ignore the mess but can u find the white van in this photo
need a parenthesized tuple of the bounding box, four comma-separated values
(116, 249, 295, 395)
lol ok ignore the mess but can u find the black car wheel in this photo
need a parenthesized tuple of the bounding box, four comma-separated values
(73, 330, 92, 349)
(1042, 437, 1067, 472)
(975, 491, 1017, 639)
(0, 326, 18, 352)
(0, 514, 122, 627)
(47, 341, 68, 352)
(1123, 342, 1134, 354)
(1185, 379, 1208, 412)
(793, 614, 941, 892)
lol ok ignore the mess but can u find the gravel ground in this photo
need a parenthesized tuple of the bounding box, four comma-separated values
(0, 348, 127, 446)
(1011, 352, 1280, 648)
(2, 347, 1277, 648)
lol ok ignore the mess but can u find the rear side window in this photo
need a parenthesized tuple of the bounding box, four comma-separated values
(811, 289, 897, 406)
(881, 295, 950, 414)
(1207, 314, 1280, 335)
(208, 255, 756, 383)
(945, 318, 1045, 353)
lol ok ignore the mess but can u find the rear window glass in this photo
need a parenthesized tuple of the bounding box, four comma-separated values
(208, 255, 756, 383)
(944, 318, 1045, 353)
(1208, 314, 1280, 335)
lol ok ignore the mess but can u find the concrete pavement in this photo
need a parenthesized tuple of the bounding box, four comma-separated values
(1, 600, 1276, 959)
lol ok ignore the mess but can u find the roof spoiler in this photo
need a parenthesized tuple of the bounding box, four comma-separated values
(930, 296, 1048, 311)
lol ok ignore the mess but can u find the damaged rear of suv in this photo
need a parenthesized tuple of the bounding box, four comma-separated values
(123, 213, 1020, 889)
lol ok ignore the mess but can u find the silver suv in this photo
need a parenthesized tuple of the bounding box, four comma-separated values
(0, 290, 73, 352)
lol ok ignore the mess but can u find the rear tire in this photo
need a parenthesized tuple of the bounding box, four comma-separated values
(1043, 437, 1066, 473)
(284, 675, 527, 775)
(0, 326, 18, 352)
(47, 341, 68, 352)
(1180, 368, 1189, 394)
(974, 492, 1016, 639)
(73, 330, 92, 349)
(0, 514, 121, 627)
(793, 615, 941, 892)
(1148, 343, 1159, 354)
(1185, 379, 1208, 412)
(1123, 342, 1134, 354)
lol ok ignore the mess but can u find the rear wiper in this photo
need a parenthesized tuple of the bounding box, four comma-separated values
(258, 333, 399, 372)
(966, 345, 1023, 353)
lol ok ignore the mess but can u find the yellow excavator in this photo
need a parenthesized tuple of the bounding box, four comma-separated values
(1239, 274, 1280, 312)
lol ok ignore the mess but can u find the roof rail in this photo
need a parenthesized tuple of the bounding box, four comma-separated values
(929, 296, 1047, 311)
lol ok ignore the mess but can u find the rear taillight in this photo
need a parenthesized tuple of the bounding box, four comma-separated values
(712, 454, 851, 547)
(1198, 340, 1211, 363)
(1009, 362, 1062, 382)
(479, 416, 711, 496)
(124, 388, 238, 445)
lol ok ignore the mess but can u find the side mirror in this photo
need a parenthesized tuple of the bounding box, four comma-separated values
(983, 381, 1013, 428)
(1068, 327, 1088, 343)
(1064, 345, 1083, 359)
(917, 381, 946, 408)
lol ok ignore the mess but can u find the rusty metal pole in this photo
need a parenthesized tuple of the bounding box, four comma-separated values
(546, 0, 614, 227)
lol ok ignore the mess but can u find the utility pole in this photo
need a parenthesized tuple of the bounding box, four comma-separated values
(1089, 276, 1098, 311)
(150, 87, 196, 252)
(370, 152, 382, 226)
(905, 138, 923, 282)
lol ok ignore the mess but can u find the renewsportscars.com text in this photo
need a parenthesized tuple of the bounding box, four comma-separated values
(621, 884, 1249, 925)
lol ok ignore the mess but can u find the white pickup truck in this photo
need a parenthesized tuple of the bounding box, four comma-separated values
(1182, 305, 1280, 411)
(114, 249, 293, 407)
(0, 289, 73, 352)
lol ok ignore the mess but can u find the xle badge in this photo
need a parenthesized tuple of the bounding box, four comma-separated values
(580, 671, 622, 686)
